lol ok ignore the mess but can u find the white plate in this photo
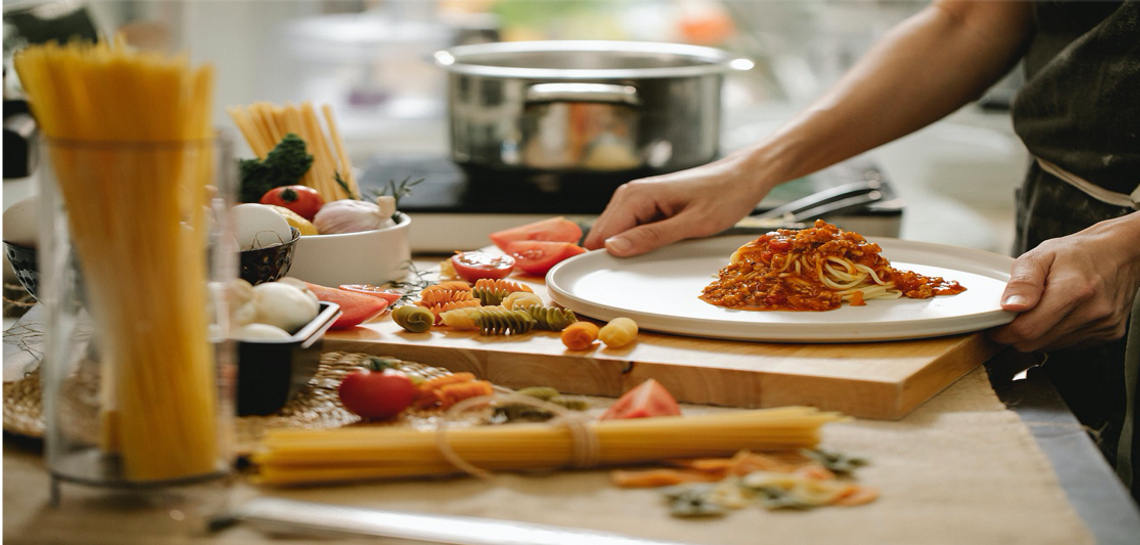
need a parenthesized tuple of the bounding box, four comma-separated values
(546, 235, 1017, 343)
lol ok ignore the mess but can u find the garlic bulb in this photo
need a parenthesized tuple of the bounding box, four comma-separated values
(312, 198, 396, 234)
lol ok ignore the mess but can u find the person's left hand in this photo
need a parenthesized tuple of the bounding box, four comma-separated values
(990, 212, 1140, 352)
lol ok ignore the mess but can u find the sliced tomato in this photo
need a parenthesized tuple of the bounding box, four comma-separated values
(506, 240, 587, 277)
(304, 282, 389, 329)
(599, 379, 682, 420)
(489, 217, 583, 253)
(339, 284, 404, 306)
(450, 251, 515, 283)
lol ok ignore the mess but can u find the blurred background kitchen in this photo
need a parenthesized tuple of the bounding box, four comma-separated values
(4, 0, 1027, 254)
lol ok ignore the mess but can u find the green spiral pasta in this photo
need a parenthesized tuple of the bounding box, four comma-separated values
(474, 308, 536, 335)
(472, 287, 511, 306)
(391, 305, 434, 333)
(440, 305, 503, 330)
(524, 305, 578, 331)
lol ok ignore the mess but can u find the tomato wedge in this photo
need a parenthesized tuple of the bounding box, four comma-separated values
(449, 251, 515, 283)
(489, 217, 583, 253)
(339, 284, 404, 306)
(506, 240, 587, 276)
(600, 379, 682, 420)
(304, 282, 389, 329)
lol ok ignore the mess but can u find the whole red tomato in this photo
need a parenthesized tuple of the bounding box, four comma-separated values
(260, 185, 324, 220)
(337, 370, 417, 420)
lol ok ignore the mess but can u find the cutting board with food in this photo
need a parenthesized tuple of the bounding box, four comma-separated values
(319, 219, 1011, 420)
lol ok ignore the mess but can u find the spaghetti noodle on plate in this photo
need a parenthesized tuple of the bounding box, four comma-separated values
(700, 220, 965, 311)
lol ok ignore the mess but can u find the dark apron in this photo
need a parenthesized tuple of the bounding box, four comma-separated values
(1014, 165, 1139, 495)
(1011, 1, 1140, 499)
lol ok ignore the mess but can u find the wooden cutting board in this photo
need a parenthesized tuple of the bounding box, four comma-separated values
(324, 275, 1002, 420)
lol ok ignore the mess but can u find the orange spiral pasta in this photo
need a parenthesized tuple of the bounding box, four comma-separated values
(423, 281, 473, 294)
(561, 321, 600, 351)
(419, 288, 475, 306)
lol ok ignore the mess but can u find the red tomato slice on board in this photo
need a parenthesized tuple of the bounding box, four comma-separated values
(506, 240, 587, 276)
(450, 251, 515, 283)
(339, 284, 403, 306)
(489, 217, 583, 253)
(304, 282, 389, 329)
(600, 379, 682, 420)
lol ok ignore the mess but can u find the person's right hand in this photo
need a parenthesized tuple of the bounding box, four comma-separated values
(583, 152, 772, 257)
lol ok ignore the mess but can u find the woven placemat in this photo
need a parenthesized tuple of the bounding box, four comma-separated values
(1, 350, 463, 453)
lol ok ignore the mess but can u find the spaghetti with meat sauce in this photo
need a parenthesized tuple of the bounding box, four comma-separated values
(700, 220, 965, 311)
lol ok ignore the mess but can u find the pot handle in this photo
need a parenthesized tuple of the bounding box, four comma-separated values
(525, 83, 640, 107)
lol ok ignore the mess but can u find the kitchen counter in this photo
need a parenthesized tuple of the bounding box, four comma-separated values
(4, 348, 1139, 544)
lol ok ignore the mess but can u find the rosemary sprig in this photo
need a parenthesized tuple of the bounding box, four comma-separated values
(385, 260, 435, 306)
(364, 176, 424, 209)
(333, 170, 359, 201)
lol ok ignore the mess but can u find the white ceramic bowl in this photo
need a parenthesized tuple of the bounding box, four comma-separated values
(285, 212, 412, 287)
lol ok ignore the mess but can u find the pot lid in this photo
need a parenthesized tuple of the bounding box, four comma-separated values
(434, 40, 753, 80)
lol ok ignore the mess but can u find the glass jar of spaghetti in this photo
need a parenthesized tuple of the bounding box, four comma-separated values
(37, 135, 238, 519)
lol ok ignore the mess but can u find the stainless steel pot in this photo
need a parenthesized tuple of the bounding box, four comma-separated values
(433, 40, 752, 177)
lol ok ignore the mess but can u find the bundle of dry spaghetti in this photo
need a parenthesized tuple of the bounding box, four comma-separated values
(227, 101, 359, 202)
(14, 38, 221, 481)
(253, 406, 845, 486)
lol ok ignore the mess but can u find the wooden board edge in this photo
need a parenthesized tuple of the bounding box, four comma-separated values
(894, 332, 1003, 417)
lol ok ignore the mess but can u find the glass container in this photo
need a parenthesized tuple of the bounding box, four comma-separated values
(37, 133, 238, 530)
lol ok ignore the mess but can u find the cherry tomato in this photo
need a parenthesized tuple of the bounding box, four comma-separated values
(339, 284, 404, 306)
(488, 217, 583, 253)
(599, 379, 681, 420)
(260, 185, 324, 221)
(506, 240, 587, 276)
(337, 369, 418, 420)
(449, 251, 515, 283)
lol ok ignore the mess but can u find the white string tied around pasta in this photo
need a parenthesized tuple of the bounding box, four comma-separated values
(434, 390, 600, 480)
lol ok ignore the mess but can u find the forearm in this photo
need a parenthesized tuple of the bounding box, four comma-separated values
(739, 0, 1034, 191)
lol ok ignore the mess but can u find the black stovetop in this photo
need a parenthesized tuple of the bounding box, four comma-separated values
(357, 153, 903, 217)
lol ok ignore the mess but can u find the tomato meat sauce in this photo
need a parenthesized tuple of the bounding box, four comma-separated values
(700, 220, 965, 312)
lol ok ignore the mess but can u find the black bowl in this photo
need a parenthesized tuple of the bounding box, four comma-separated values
(3, 241, 39, 301)
(6, 225, 302, 302)
(239, 227, 300, 286)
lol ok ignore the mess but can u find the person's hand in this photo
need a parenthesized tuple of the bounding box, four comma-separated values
(990, 212, 1140, 352)
(583, 152, 772, 257)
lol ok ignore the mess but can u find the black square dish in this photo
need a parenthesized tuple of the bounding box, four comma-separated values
(237, 301, 342, 416)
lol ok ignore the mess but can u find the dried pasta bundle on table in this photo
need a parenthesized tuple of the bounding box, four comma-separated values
(14, 38, 220, 481)
(227, 100, 360, 202)
(252, 406, 846, 486)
